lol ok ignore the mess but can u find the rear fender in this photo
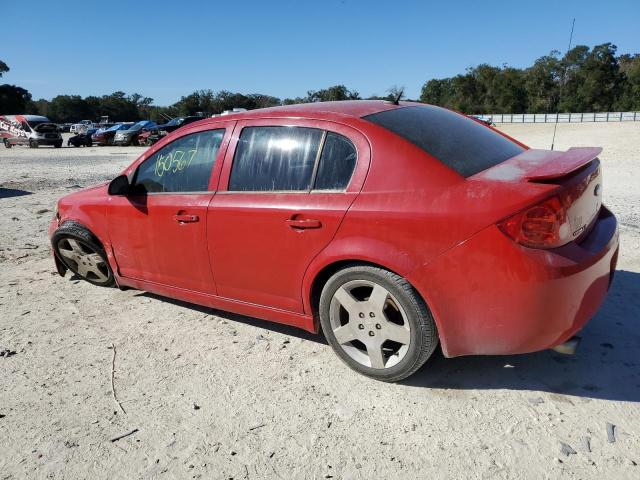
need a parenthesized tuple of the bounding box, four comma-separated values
(302, 237, 418, 327)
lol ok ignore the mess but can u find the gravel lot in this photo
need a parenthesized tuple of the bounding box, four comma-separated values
(1, 123, 639, 479)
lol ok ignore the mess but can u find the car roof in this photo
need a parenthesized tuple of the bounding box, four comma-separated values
(197, 100, 412, 126)
(2, 114, 51, 122)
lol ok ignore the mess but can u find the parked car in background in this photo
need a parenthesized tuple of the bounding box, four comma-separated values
(70, 120, 94, 134)
(48, 101, 618, 382)
(67, 128, 96, 147)
(113, 120, 156, 146)
(137, 116, 202, 146)
(57, 123, 73, 133)
(92, 123, 133, 146)
(1, 114, 63, 148)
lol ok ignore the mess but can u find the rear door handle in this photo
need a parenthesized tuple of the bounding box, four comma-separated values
(286, 218, 322, 229)
(174, 214, 199, 223)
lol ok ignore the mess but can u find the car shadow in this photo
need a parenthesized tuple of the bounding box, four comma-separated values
(136, 291, 325, 344)
(0, 187, 32, 199)
(403, 270, 640, 402)
(135, 270, 639, 402)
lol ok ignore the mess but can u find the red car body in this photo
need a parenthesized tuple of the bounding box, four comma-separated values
(49, 101, 618, 358)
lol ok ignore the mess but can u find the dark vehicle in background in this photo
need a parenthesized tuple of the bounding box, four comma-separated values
(57, 123, 73, 133)
(68, 128, 97, 147)
(92, 123, 133, 146)
(113, 121, 156, 146)
(137, 116, 202, 146)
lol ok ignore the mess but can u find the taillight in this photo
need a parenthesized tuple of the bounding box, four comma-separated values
(497, 195, 571, 249)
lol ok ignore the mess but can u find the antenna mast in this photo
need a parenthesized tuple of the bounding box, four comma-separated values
(551, 18, 576, 151)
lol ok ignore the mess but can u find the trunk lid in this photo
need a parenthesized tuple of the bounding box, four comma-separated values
(476, 147, 603, 245)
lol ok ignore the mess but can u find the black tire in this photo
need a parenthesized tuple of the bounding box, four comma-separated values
(29, 139, 38, 148)
(54, 141, 62, 148)
(3, 139, 11, 148)
(52, 222, 115, 287)
(319, 265, 438, 382)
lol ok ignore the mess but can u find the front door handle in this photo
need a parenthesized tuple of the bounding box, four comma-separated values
(174, 214, 199, 223)
(286, 218, 322, 229)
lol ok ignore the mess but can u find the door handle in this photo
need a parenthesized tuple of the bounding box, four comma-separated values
(286, 218, 322, 229)
(174, 214, 199, 223)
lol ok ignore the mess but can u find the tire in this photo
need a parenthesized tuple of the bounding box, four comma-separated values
(3, 139, 11, 149)
(319, 265, 438, 382)
(52, 222, 115, 287)
(29, 139, 38, 148)
(54, 141, 62, 148)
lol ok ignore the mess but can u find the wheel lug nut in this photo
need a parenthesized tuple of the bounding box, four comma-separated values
(358, 324, 364, 330)
(375, 324, 381, 329)
(358, 313, 365, 318)
(369, 312, 375, 317)
(368, 331, 375, 337)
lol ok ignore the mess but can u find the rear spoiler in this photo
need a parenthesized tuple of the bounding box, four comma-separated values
(524, 147, 602, 181)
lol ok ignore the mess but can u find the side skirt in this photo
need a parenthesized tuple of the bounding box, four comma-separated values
(117, 276, 317, 333)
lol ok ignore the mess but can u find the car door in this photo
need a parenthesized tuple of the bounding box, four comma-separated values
(208, 118, 370, 313)
(107, 123, 232, 294)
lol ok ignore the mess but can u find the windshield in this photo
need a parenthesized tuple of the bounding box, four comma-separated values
(129, 121, 153, 131)
(165, 117, 184, 127)
(107, 124, 124, 132)
(28, 120, 53, 128)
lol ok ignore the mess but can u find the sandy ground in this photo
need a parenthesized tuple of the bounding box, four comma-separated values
(0, 124, 639, 479)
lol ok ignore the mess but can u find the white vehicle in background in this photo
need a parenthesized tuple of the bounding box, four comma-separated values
(70, 120, 94, 134)
(1, 114, 63, 148)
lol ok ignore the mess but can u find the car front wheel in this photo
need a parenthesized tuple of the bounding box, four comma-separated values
(52, 223, 115, 287)
(319, 265, 438, 382)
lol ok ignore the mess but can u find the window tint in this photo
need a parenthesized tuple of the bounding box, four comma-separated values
(229, 126, 323, 191)
(314, 132, 357, 190)
(133, 129, 224, 193)
(363, 105, 524, 177)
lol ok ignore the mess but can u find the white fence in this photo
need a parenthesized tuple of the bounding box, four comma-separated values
(474, 112, 640, 124)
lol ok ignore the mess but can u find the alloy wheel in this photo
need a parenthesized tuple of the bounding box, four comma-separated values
(329, 280, 411, 369)
(56, 237, 110, 283)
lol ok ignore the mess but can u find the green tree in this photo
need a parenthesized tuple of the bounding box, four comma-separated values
(46, 95, 94, 122)
(306, 85, 360, 102)
(524, 52, 562, 113)
(0, 84, 32, 113)
(616, 54, 640, 110)
(0, 60, 8, 78)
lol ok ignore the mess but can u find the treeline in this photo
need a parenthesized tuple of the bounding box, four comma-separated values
(1, 43, 639, 122)
(420, 43, 640, 113)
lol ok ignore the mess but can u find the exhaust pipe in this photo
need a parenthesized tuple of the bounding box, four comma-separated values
(551, 336, 581, 355)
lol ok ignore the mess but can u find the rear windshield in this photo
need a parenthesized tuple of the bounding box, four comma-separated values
(363, 105, 524, 177)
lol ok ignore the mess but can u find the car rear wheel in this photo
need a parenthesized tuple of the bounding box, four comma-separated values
(3, 139, 11, 148)
(54, 141, 62, 148)
(319, 265, 438, 382)
(52, 223, 115, 287)
(29, 139, 38, 148)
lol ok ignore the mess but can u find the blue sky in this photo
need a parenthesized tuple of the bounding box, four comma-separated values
(3, 0, 639, 105)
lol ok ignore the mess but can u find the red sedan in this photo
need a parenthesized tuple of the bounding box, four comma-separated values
(48, 101, 618, 382)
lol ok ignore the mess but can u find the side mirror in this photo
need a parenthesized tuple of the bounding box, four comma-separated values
(108, 175, 131, 196)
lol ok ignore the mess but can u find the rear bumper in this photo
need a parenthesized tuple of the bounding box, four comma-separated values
(408, 206, 619, 357)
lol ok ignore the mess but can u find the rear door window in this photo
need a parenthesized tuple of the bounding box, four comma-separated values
(314, 132, 357, 190)
(228, 126, 323, 191)
(363, 105, 524, 177)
